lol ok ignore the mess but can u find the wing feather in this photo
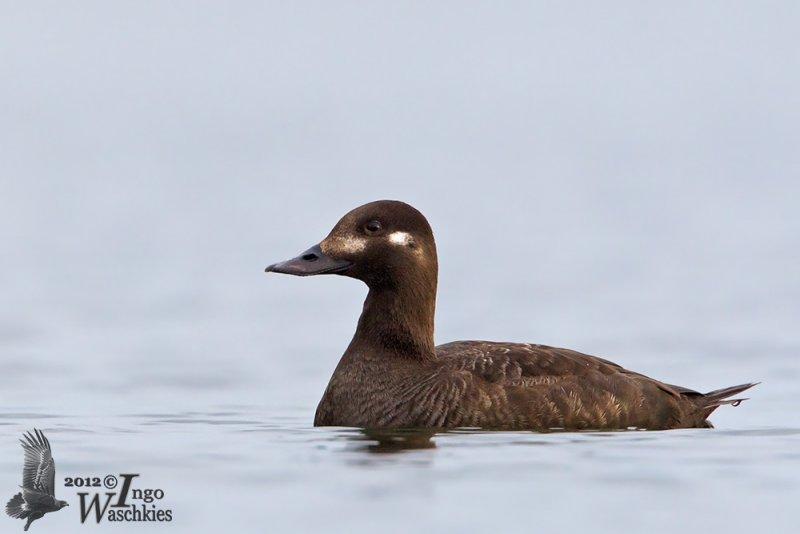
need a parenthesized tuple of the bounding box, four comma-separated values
(20, 429, 56, 496)
(437, 341, 686, 429)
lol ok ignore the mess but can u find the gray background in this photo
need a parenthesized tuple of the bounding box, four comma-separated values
(1, 3, 798, 533)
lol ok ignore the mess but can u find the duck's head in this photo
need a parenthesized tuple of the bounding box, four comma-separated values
(265, 200, 437, 288)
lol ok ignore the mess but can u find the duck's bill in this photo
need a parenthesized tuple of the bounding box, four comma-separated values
(265, 244, 352, 276)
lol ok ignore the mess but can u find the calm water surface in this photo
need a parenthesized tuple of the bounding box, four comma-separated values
(0, 280, 797, 533)
(1, 183, 798, 533)
(0, 409, 798, 533)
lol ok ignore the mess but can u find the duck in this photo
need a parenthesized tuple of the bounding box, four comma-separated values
(265, 200, 756, 430)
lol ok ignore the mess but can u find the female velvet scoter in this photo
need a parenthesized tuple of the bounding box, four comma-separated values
(265, 200, 755, 430)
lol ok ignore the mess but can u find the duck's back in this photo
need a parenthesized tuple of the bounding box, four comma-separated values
(432, 341, 696, 430)
(315, 340, 753, 430)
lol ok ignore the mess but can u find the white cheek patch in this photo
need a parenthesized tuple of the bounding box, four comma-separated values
(388, 231, 413, 246)
(323, 236, 366, 255)
(340, 237, 367, 253)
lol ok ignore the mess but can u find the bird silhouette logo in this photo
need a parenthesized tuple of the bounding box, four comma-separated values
(5, 429, 68, 531)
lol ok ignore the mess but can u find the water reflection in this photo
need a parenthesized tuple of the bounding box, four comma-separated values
(353, 428, 438, 452)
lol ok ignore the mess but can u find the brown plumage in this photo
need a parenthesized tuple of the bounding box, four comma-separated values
(265, 200, 756, 431)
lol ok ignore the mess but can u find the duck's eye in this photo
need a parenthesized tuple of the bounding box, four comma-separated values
(364, 220, 383, 235)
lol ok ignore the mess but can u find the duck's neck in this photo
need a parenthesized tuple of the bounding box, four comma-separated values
(350, 276, 437, 361)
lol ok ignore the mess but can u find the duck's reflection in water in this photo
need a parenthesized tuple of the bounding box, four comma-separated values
(350, 428, 438, 453)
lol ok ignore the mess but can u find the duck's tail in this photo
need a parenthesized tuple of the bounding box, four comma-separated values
(697, 382, 759, 419)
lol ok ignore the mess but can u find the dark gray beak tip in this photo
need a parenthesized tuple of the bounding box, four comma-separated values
(264, 244, 352, 277)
